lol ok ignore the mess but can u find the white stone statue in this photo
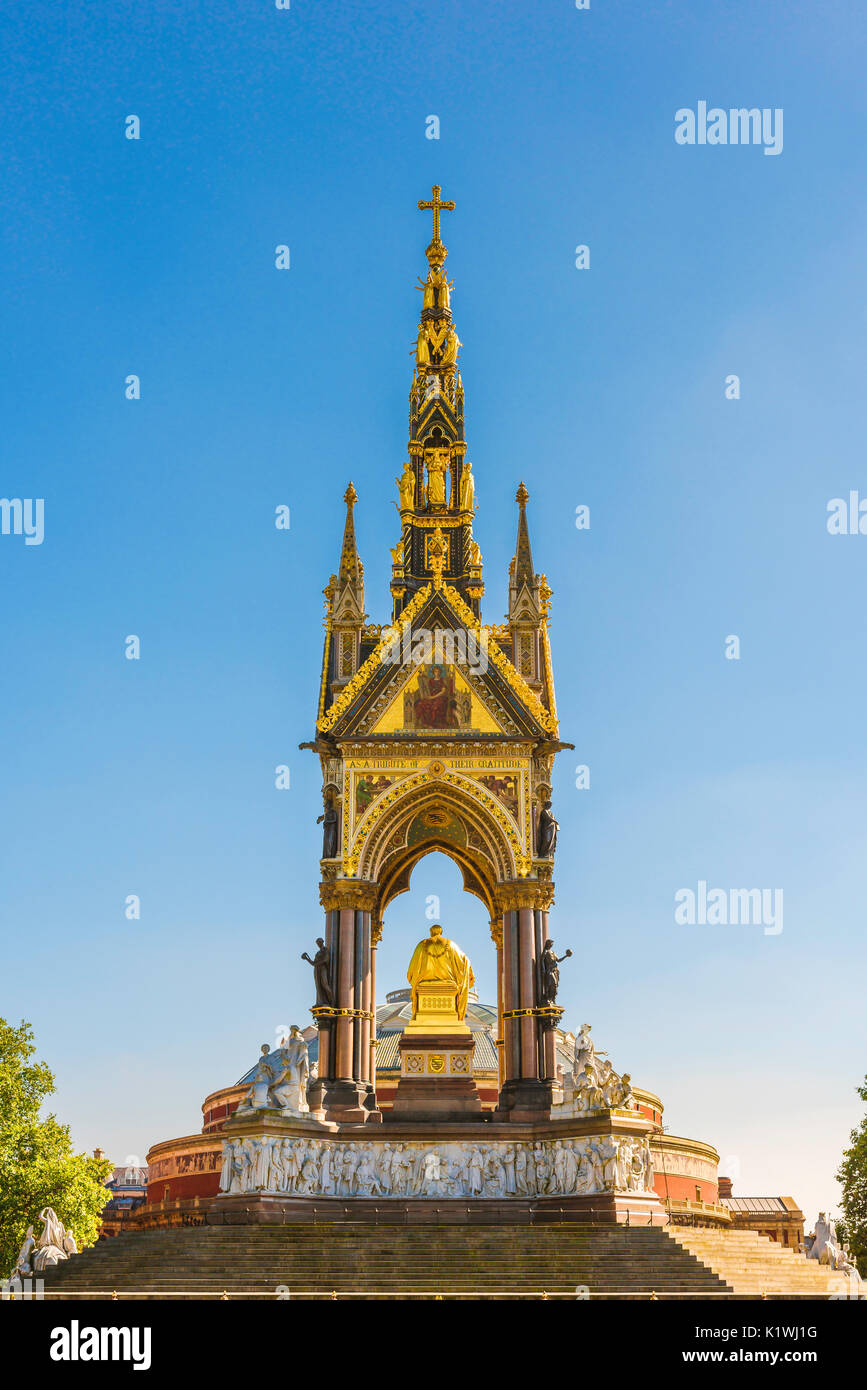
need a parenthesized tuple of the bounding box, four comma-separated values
(270, 1140, 287, 1193)
(551, 1142, 569, 1194)
(298, 1148, 320, 1195)
(343, 1143, 359, 1196)
(236, 1029, 310, 1116)
(614, 1072, 636, 1110)
(598, 1060, 618, 1106)
(836, 1246, 862, 1282)
(558, 1025, 637, 1118)
(422, 1151, 442, 1187)
(320, 1144, 335, 1196)
(9, 1225, 36, 1281)
(485, 1150, 506, 1195)
(237, 1141, 254, 1193)
(355, 1150, 376, 1195)
(807, 1213, 845, 1268)
(467, 1147, 484, 1196)
(640, 1137, 654, 1190)
(573, 1024, 605, 1083)
(219, 1141, 236, 1193)
(268, 1027, 310, 1114)
(32, 1208, 74, 1272)
(240, 1046, 274, 1111)
(253, 1137, 273, 1190)
(807, 1213, 836, 1266)
(376, 1144, 394, 1196)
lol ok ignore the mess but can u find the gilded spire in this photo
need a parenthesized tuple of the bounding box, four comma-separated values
(329, 481, 365, 691)
(414, 185, 460, 393)
(338, 481, 361, 585)
(513, 481, 535, 587)
(394, 187, 481, 619)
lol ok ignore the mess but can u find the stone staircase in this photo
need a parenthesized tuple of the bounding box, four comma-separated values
(37, 1223, 855, 1295)
(38, 1223, 857, 1300)
(40, 1224, 729, 1300)
(667, 1227, 855, 1298)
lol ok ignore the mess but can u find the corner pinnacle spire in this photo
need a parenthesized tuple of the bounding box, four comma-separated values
(326, 481, 366, 693)
(338, 481, 362, 585)
(513, 481, 535, 586)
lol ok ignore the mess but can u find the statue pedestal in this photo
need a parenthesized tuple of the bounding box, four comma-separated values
(314, 1078, 378, 1126)
(494, 1077, 555, 1124)
(388, 1032, 483, 1122)
(404, 980, 471, 1036)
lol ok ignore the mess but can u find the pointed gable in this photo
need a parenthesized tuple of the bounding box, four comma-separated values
(318, 583, 556, 739)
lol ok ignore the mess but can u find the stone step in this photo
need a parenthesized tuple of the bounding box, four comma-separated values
(666, 1229, 852, 1298)
(48, 1223, 853, 1300)
(40, 1224, 730, 1299)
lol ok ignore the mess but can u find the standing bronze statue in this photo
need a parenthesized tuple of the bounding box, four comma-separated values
(539, 938, 572, 1006)
(317, 792, 339, 859)
(537, 799, 559, 857)
(302, 937, 334, 1008)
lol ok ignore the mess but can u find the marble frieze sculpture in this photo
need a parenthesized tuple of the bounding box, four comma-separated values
(217, 1133, 655, 1200)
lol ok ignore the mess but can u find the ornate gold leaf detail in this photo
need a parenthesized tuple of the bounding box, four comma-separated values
(439, 583, 557, 735)
(317, 584, 432, 733)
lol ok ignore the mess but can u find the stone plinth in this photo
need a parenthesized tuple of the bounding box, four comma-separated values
(389, 1031, 483, 1121)
(404, 980, 472, 1036)
(149, 1109, 668, 1229)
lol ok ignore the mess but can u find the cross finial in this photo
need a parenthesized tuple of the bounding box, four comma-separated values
(418, 184, 455, 245)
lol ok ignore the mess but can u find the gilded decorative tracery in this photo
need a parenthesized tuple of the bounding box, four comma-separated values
(356, 775, 518, 892)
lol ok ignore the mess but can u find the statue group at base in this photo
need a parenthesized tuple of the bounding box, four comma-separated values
(557, 1024, 638, 1115)
(235, 1028, 310, 1118)
(218, 1133, 655, 1200)
(9, 1208, 78, 1283)
(806, 1213, 863, 1279)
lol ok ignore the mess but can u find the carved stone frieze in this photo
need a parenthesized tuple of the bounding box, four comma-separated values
(217, 1132, 655, 1201)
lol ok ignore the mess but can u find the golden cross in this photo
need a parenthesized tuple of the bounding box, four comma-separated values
(418, 185, 455, 244)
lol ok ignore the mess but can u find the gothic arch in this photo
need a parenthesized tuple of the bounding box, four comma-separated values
(356, 775, 517, 898)
(376, 839, 496, 921)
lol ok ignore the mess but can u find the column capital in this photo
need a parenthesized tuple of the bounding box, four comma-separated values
(319, 879, 378, 913)
(493, 880, 555, 914)
(489, 919, 503, 947)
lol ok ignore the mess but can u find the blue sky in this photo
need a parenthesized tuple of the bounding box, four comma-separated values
(1, 1, 865, 1222)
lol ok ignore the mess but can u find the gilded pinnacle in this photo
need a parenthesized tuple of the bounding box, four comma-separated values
(344, 482, 357, 507)
(516, 482, 529, 508)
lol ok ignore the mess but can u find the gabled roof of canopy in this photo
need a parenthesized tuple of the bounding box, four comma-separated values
(317, 581, 558, 739)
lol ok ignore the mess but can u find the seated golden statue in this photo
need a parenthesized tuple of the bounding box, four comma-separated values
(407, 924, 475, 1028)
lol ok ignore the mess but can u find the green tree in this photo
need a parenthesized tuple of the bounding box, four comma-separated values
(0, 1019, 113, 1275)
(836, 1074, 867, 1277)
